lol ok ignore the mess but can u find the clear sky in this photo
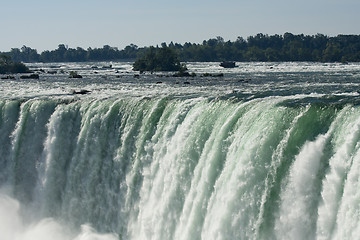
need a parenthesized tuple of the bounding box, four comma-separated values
(1, 0, 359, 52)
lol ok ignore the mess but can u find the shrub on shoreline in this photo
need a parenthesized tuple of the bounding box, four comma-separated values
(0, 54, 30, 74)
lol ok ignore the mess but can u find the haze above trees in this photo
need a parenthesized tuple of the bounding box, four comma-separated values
(1, 33, 360, 63)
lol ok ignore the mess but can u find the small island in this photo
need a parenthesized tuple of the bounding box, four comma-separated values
(0, 54, 30, 74)
(133, 46, 187, 73)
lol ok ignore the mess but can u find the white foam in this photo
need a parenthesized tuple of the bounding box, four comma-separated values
(0, 191, 118, 240)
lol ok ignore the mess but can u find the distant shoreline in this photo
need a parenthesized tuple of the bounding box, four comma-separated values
(1, 33, 360, 63)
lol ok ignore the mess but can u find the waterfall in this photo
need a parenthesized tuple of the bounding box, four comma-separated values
(1, 96, 360, 239)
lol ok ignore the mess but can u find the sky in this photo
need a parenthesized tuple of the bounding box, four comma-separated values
(1, 0, 359, 52)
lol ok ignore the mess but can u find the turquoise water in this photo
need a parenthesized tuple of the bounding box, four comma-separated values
(1, 62, 360, 239)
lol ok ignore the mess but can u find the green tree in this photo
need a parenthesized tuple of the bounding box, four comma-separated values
(322, 42, 342, 62)
(265, 48, 281, 61)
(122, 44, 138, 59)
(245, 46, 266, 61)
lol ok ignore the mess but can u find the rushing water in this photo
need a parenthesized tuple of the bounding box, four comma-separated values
(1, 62, 360, 240)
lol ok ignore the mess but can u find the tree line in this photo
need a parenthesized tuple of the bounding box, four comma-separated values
(1, 33, 360, 63)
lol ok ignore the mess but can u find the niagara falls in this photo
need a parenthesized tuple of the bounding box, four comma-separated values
(0, 62, 359, 239)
